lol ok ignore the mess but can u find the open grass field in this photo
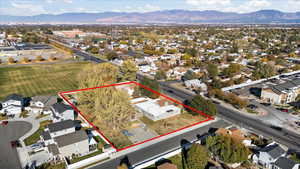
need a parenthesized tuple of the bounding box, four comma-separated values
(0, 62, 90, 100)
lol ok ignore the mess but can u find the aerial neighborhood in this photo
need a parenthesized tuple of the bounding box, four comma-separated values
(1, 2, 300, 169)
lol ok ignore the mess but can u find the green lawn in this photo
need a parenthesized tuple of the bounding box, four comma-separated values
(0, 62, 90, 100)
(24, 120, 53, 146)
(70, 150, 104, 164)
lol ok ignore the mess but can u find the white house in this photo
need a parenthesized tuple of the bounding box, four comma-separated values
(30, 96, 57, 114)
(51, 103, 75, 122)
(252, 143, 286, 169)
(132, 97, 181, 121)
(0, 94, 23, 116)
(184, 79, 207, 92)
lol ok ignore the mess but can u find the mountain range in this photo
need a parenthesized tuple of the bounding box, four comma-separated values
(1, 10, 300, 24)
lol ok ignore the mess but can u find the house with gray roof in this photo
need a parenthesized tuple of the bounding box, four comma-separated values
(46, 120, 75, 138)
(54, 130, 89, 158)
(30, 95, 57, 114)
(51, 102, 75, 122)
(261, 78, 300, 104)
(273, 157, 300, 169)
(252, 143, 286, 169)
(40, 120, 97, 161)
(0, 94, 24, 116)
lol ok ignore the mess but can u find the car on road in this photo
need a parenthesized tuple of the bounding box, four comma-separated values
(276, 108, 289, 113)
(261, 102, 271, 106)
(0, 121, 8, 126)
(10, 140, 20, 148)
(247, 104, 258, 110)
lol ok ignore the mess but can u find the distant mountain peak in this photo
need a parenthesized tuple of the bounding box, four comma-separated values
(1, 9, 300, 24)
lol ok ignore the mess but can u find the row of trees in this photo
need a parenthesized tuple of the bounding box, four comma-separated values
(209, 89, 248, 109)
(6, 56, 56, 64)
(186, 95, 218, 116)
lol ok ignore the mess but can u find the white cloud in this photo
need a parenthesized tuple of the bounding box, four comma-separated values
(248, 0, 271, 8)
(186, 0, 231, 6)
(184, 0, 274, 13)
(114, 4, 161, 13)
(46, 0, 73, 4)
(7, 2, 46, 15)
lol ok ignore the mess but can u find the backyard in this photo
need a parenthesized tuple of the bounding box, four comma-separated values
(0, 62, 90, 100)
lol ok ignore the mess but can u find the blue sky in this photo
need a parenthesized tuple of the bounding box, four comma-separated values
(1, 0, 300, 16)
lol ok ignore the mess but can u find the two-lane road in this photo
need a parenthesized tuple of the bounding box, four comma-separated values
(160, 83, 300, 151)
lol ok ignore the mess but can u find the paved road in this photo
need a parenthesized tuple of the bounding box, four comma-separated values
(89, 120, 229, 169)
(160, 83, 300, 151)
(0, 121, 32, 169)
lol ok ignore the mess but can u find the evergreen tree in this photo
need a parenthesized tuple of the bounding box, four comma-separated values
(186, 144, 209, 169)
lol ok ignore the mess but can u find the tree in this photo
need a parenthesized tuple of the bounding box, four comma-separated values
(155, 70, 167, 80)
(139, 76, 160, 99)
(0, 58, 2, 64)
(106, 51, 118, 60)
(8, 57, 15, 64)
(117, 164, 128, 169)
(223, 63, 242, 77)
(206, 135, 250, 164)
(182, 70, 197, 81)
(186, 144, 209, 169)
(77, 63, 136, 130)
(21, 57, 30, 63)
(119, 60, 138, 82)
(253, 63, 275, 80)
(187, 95, 217, 116)
(49, 56, 57, 61)
(35, 55, 44, 62)
(207, 63, 219, 78)
(89, 47, 99, 54)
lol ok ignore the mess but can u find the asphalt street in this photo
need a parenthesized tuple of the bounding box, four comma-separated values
(0, 121, 32, 169)
(89, 120, 229, 169)
(160, 83, 300, 151)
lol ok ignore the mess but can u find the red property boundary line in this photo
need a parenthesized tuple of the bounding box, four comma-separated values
(59, 81, 214, 152)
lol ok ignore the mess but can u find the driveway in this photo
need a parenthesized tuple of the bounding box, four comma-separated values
(0, 121, 32, 169)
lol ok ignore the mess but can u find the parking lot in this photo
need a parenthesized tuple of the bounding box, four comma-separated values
(0, 121, 32, 169)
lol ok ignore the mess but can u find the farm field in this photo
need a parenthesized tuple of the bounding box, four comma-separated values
(0, 61, 90, 99)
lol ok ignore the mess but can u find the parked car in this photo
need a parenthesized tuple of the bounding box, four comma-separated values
(10, 140, 20, 148)
(247, 104, 258, 110)
(261, 103, 271, 106)
(0, 121, 8, 126)
(276, 108, 289, 113)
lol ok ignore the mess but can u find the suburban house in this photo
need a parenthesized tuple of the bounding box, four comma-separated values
(132, 97, 181, 121)
(261, 78, 300, 104)
(252, 143, 286, 169)
(273, 157, 300, 169)
(51, 102, 75, 122)
(216, 127, 252, 147)
(54, 130, 90, 158)
(46, 120, 75, 139)
(30, 95, 57, 114)
(0, 94, 23, 116)
(184, 79, 208, 92)
(41, 120, 97, 161)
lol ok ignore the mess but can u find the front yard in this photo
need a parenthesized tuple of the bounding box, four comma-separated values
(24, 120, 52, 146)
(140, 112, 206, 135)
